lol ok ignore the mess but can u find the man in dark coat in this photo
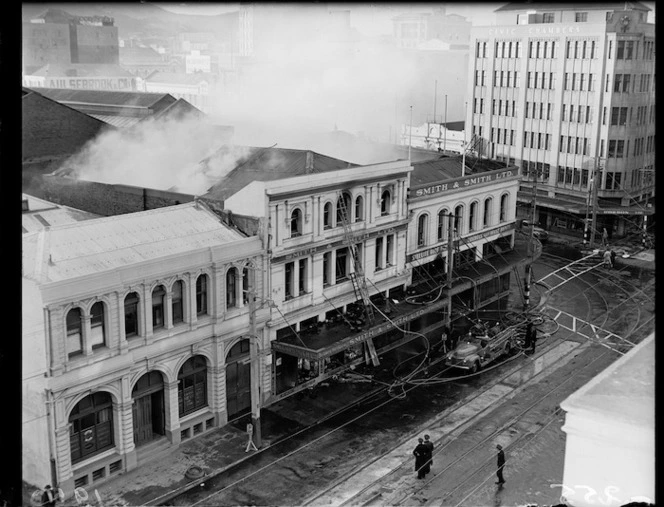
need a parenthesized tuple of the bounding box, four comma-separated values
(524, 322, 533, 354)
(530, 326, 538, 354)
(495, 445, 506, 485)
(413, 438, 428, 479)
(423, 434, 434, 473)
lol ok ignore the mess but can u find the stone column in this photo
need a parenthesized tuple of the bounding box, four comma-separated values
(117, 399, 137, 471)
(142, 285, 152, 339)
(188, 273, 198, 326)
(117, 293, 128, 354)
(209, 364, 227, 427)
(82, 313, 93, 356)
(165, 291, 173, 330)
(163, 380, 181, 446)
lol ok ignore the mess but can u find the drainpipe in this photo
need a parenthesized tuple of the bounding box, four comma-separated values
(44, 307, 58, 486)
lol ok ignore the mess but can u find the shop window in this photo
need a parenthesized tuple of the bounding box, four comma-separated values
(355, 195, 364, 222)
(417, 214, 428, 247)
(290, 208, 302, 237)
(178, 356, 208, 417)
(172, 280, 184, 324)
(66, 307, 83, 357)
(69, 392, 114, 464)
(90, 302, 105, 349)
(380, 190, 391, 216)
(124, 292, 139, 338)
(152, 285, 166, 330)
(196, 274, 208, 316)
(323, 202, 333, 229)
(226, 268, 238, 308)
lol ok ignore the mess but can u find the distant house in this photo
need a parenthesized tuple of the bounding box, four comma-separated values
(141, 71, 214, 113)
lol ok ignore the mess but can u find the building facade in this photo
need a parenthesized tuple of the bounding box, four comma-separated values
(22, 202, 269, 494)
(466, 2, 655, 240)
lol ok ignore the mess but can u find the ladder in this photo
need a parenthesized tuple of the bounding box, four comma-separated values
(337, 192, 379, 366)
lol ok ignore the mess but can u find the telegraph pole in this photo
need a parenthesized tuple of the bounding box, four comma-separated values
(446, 213, 455, 331)
(589, 161, 601, 247)
(443, 94, 448, 152)
(248, 288, 262, 448)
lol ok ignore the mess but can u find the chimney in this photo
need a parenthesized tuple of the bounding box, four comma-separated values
(305, 151, 314, 173)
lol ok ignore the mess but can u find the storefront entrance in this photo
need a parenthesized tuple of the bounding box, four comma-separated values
(226, 340, 252, 418)
(132, 371, 165, 446)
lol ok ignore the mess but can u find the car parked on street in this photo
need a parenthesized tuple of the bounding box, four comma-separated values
(520, 220, 549, 243)
(445, 322, 517, 374)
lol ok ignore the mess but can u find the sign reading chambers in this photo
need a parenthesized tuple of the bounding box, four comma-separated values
(412, 169, 516, 199)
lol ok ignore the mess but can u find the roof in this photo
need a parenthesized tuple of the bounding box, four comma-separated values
(144, 71, 211, 85)
(119, 45, 165, 64)
(561, 334, 654, 429)
(22, 201, 247, 284)
(27, 88, 172, 109)
(87, 114, 142, 128)
(410, 157, 466, 186)
(495, 2, 651, 11)
(28, 63, 133, 78)
(22, 194, 101, 234)
(203, 146, 357, 201)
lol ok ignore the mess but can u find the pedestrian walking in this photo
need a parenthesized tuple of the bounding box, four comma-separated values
(423, 434, 434, 471)
(495, 445, 506, 485)
(610, 249, 617, 268)
(524, 322, 533, 353)
(41, 485, 57, 507)
(530, 326, 538, 355)
(602, 228, 609, 246)
(413, 438, 428, 479)
(603, 249, 612, 268)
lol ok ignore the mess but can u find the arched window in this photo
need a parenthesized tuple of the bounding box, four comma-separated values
(500, 194, 509, 222)
(323, 202, 333, 229)
(336, 192, 352, 225)
(242, 268, 250, 305)
(437, 210, 448, 241)
(290, 208, 302, 237)
(69, 392, 114, 463)
(124, 292, 139, 338)
(66, 307, 83, 357)
(469, 202, 478, 232)
(454, 205, 464, 234)
(483, 198, 492, 228)
(226, 268, 238, 309)
(178, 356, 207, 416)
(196, 274, 208, 316)
(152, 285, 166, 330)
(90, 302, 105, 349)
(417, 214, 428, 247)
(172, 280, 184, 324)
(355, 195, 364, 222)
(380, 190, 391, 216)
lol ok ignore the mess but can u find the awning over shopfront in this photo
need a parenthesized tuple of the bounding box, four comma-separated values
(518, 193, 655, 216)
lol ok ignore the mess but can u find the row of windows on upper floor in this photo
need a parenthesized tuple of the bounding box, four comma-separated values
(288, 189, 394, 238)
(415, 195, 510, 248)
(64, 268, 253, 360)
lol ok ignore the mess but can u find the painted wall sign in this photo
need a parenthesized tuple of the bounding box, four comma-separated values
(411, 169, 516, 199)
(481, 25, 585, 37)
(43, 76, 137, 91)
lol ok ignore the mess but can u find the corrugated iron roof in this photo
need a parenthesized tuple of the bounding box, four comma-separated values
(22, 194, 101, 234)
(22, 202, 246, 284)
(203, 146, 357, 202)
(29, 88, 174, 109)
(87, 114, 143, 128)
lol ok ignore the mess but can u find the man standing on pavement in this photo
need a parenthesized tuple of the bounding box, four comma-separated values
(530, 325, 538, 355)
(495, 445, 506, 485)
(423, 434, 434, 472)
(413, 438, 428, 479)
(524, 322, 533, 354)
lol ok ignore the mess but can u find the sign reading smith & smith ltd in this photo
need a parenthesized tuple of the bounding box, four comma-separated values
(410, 168, 519, 200)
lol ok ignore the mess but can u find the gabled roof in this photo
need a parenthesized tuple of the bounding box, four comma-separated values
(495, 1, 650, 11)
(203, 146, 357, 201)
(22, 201, 246, 284)
(27, 88, 173, 109)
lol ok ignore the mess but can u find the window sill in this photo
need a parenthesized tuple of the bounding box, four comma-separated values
(179, 407, 212, 424)
(71, 448, 118, 472)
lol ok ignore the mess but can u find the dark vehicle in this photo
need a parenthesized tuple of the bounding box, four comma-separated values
(520, 220, 549, 243)
(445, 322, 516, 374)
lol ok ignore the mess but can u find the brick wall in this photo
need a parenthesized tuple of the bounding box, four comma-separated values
(22, 91, 109, 161)
(41, 174, 195, 216)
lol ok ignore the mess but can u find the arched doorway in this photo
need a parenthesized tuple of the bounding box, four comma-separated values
(225, 339, 251, 418)
(132, 371, 165, 446)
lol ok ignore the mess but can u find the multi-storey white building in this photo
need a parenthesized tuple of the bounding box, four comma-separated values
(217, 154, 414, 400)
(466, 2, 655, 240)
(22, 201, 269, 493)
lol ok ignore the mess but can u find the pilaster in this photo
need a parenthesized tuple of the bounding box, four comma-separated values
(163, 380, 181, 445)
(165, 291, 173, 329)
(82, 314, 93, 356)
(117, 293, 128, 354)
(209, 365, 227, 426)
